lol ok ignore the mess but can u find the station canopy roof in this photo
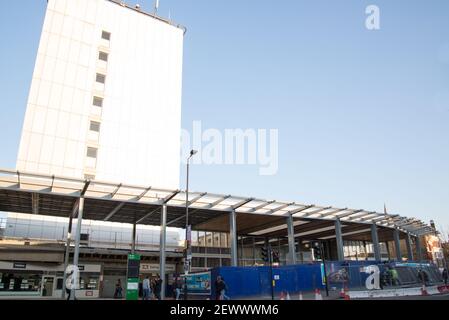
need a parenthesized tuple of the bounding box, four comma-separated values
(0, 169, 434, 239)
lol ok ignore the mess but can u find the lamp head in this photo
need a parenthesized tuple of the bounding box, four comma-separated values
(190, 150, 198, 157)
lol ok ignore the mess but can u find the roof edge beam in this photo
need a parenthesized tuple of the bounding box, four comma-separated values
(247, 200, 276, 213)
(232, 198, 255, 211)
(268, 202, 296, 215)
(336, 209, 363, 220)
(136, 207, 161, 224)
(80, 180, 91, 196)
(206, 195, 232, 209)
(104, 202, 126, 221)
(163, 190, 180, 204)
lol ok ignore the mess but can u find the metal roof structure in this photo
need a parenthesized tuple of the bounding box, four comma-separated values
(0, 168, 434, 238)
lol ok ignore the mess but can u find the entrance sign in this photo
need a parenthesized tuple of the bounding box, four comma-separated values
(126, 254, 141, 300)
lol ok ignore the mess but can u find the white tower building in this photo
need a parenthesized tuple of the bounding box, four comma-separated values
(16, 0, 184, 189)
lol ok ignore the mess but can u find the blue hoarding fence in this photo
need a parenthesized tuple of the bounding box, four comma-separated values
(197, 260, 445, 300)
(210, 264, 325, 300)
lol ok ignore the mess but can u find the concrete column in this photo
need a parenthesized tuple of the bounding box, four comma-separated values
(229, 210, 238, 267)
(393, 229, 402, 261)
(131, 222, 137, 254)
(61, 213, 74, 299)
(297, 239, 303, 263)
(385, 241, 391, 260)
(335, 219, 345, 261)
(371, 224, 381, 261)
(363, 241, 369, 261)
(286, 214, 296, 265)
(416, 236, 423, 262)
(159, 205, 167, 299)
(70, 197, 84, 300)
(252, 237, 256, 265)
(406, 233, 414, 261)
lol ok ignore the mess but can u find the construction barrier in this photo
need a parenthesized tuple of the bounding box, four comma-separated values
(206, 261, 444, 300)
(210, 264, 325, 300)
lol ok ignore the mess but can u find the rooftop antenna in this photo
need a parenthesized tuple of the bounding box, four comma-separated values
(154, 0, 159, 15)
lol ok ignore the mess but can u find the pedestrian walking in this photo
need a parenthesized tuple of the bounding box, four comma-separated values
(220, 277, 230, 300)
(114, 279, 123, 299)
(174, 277, 182, 300)
(154, 274, 163, 300)
(417, 269, 429, 286)
(142, 276, 151, 300)
(215, 276, 225, 300)
(390, 268, 400, 286)
(65, 287, 71, 300)
(442, 268, 448, 285)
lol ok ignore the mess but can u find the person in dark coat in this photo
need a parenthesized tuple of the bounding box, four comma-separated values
(154, 274, 163, 300)
(114, 279, 123, 299)
(442, 268, 448, 285)
(215, 276, 225, 300)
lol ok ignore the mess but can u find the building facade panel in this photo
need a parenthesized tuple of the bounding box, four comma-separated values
(17, 0, 183, 189)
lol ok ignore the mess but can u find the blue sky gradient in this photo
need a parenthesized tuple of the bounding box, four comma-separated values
(0, 1, 448, 232)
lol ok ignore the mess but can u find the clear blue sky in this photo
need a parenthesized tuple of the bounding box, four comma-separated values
(0, 1, 448, 232)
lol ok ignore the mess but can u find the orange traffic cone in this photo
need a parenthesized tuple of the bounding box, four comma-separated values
(344, 286, 350, 300)
(314, 288, 323, 300)
(280, 291, 286, 300)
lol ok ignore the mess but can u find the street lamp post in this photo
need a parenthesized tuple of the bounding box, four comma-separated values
(184, 150, 197, 300)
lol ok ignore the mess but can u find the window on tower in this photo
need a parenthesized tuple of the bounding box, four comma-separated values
(86, 147, 98, 159)
(92, 96, 103, 107)
(89, 121, 101, 132)
(101, 31, 111, 41)
(96, 73, 106, 84)
(99, 51, 109, 62)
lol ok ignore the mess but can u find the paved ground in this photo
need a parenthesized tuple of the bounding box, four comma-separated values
(360, 293, 449, 300)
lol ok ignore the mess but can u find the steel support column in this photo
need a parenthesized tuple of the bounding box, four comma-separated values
(70, 197, 84, 300)
(406, 233, 414, 261)
(131, 222, 137, 254)
(335, 219, 345, 262)
(159, 205, 167, 299)
(296, 239, 303, 263)
(416, 236, 423, 262)
(385, 241, 391, 260)
(363, 241, 368, 261)
(229, 210, 238, 267)
(371, 224, 381, 261)
(286, 214, 296, 265)
(393, 229, 402, 261)
(61, 214, 74, 299)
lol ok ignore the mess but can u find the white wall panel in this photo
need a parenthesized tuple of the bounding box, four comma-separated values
(17, 0, 184, 190)
(36, 80, 51, 106)
(32, 106, 46, 134)
(58, 36, 70, 60)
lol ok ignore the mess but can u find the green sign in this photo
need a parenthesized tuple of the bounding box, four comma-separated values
(126, 254, 141, 300)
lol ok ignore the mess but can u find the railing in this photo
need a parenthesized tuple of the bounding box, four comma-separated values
(0, 217, 182, 252)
